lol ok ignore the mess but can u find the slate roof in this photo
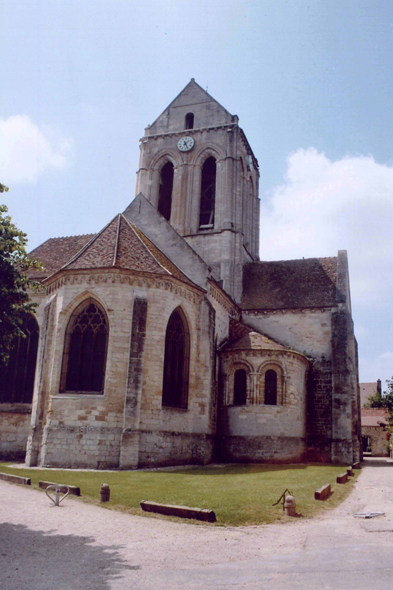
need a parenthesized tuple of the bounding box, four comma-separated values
(40, 214, 196, 288)
(361, 408, 389, 427)
(241, 257, 338, 311)
(28, 234, 94, 279)
(360, 382, 379, 406)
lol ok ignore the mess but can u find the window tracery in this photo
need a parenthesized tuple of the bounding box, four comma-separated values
(61, 299, 108, 394)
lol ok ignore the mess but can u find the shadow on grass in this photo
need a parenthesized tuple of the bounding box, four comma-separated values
(0, 522, 135, 590)
(149, 463, 310, 477)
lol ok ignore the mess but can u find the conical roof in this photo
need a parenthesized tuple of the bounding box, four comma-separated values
(49, 214, 196, 288)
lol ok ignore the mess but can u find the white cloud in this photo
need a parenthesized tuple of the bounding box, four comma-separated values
(260, 148, 393, 307)
(0, 115, 73, 184)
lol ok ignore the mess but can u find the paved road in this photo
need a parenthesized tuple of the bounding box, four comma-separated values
(1, 457, 393, 589)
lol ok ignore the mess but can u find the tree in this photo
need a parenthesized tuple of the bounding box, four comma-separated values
(0, 203, 43, 366)
(363, 390, 385, 409)
(382, 378, 393, 425)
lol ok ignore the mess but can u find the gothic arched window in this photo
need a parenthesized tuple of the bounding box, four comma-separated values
(233, 369, 247, 406)
(0, 315, 39, 404)
(185, 112, 194, 129)
(199, 156, 216, 229)
(158, 161, 174, 222)
(162, 308, 190, 409)
(61, 299, 108, 394)
(264, 369, 277, 405)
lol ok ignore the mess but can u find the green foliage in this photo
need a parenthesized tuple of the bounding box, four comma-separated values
(0, 462, 358, 526)
(0, 204, 43, 366)
(363, 391, 385, 409)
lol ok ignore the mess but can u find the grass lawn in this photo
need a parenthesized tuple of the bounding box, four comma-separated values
(0, 462, 358, 526)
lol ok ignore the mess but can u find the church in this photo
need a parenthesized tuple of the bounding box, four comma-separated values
(0, 79, 361, 469)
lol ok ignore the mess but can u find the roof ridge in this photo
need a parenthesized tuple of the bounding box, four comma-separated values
(120, 214, 171, 277)
(113, 214, 121, 267)
(253, 256, 337, 264)
(58, 214, 119, 273)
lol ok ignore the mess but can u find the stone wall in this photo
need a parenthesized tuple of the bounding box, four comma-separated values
(0, 406, 31, 460)
(242, 309, 333, 359)
(306, 359, 333, 462)
(362, 425, 388, 457)
(219, 349, 308, 463)
(26, 269, 220, 469)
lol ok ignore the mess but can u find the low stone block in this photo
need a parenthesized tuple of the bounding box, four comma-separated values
(314, 483, 331, 500)
(39, 480, 81, 496)
(140, 500, 216, 523)
(352, 462, 361, 470)
(336, 472, 348, 484)
(347, 467, 353, 476)
(0, 472, 31, 486)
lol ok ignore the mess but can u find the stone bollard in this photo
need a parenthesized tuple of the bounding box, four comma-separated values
(100, 483, 110, 503)
(284, 494, 296, 517)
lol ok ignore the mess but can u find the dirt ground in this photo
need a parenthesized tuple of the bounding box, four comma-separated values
(1, 457, 393, 589)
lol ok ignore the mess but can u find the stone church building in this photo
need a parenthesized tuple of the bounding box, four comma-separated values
(0, 79, 361, 468)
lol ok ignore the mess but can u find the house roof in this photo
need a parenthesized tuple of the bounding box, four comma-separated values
(241, 257, 338, 311)
(361, 408, 389, 427)
(360, 382, 379, 406)
(28, 234, 94, 279)
(30, 214, 198, 289)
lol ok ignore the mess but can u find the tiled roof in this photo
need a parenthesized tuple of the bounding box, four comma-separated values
(241, 257, 338, 310)
(361, 408, 389, 427)
(222, 319, 290, 352)
(47, 214, 196, 288)
(28, 234, 94, 279)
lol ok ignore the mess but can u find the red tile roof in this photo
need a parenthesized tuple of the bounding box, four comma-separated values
(38, 214, 197, 289)
(28, 234, 94, 279)
(361, 408, 389, 427)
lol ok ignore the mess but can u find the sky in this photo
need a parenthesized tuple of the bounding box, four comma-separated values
(1, 0, 393, 388)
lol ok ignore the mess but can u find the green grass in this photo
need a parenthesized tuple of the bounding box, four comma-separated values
(0, 462, 358, 526)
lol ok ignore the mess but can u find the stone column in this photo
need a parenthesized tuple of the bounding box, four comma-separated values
(25, 299, 54, 466)
(119, 297, 148, 469)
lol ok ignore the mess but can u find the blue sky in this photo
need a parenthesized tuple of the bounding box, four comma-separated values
(1, 0, 393, 388)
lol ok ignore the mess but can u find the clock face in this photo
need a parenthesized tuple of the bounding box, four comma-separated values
(177, 136, 194, 152)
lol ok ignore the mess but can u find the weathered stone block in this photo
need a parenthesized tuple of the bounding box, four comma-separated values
(314, 483, 331, 500)
(140, 500, 216, 522)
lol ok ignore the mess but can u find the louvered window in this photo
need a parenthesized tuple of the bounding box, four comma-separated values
(158, 162, 174, 222)
(199, 157, 216, 229)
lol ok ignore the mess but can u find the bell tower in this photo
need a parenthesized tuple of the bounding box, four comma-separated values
(135, 79, 260, 302)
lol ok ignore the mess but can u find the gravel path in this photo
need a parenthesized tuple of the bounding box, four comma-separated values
(1, 457, 393, 589)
